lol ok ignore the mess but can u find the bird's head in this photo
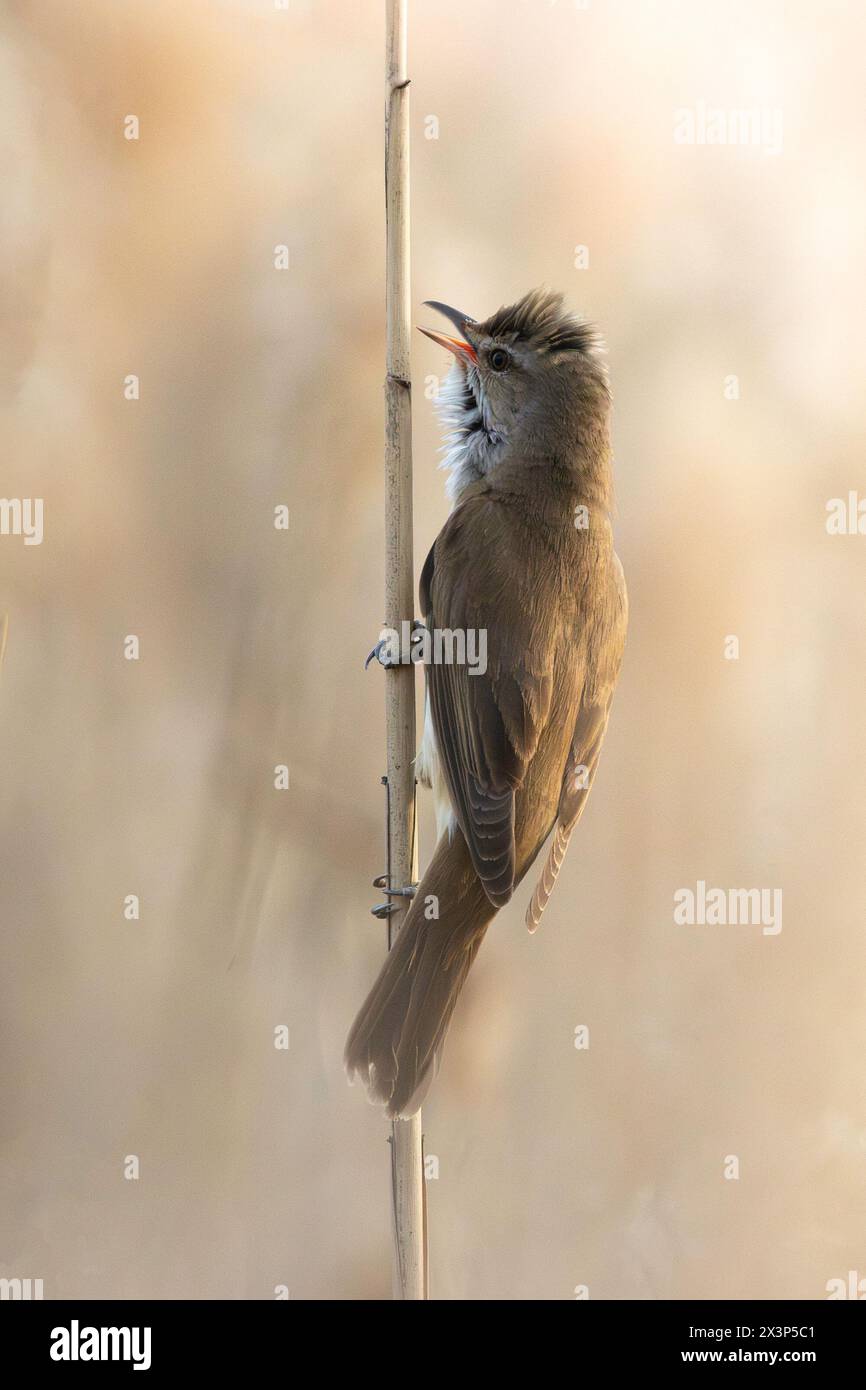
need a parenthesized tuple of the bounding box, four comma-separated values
(419, 288, 609, 502)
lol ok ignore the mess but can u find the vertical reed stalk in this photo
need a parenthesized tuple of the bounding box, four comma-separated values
(383, 0, 427, 1301)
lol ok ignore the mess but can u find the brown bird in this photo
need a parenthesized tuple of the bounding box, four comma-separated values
(346, 289, 627, 1118)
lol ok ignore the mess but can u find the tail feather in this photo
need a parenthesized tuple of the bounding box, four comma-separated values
(525, 820, 573, 933)
(345, 833, 494, 1118)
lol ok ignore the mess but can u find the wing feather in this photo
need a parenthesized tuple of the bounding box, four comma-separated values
(422, 497, 552, 907)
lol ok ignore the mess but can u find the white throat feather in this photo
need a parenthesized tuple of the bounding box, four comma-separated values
(435, 361, 505, 508)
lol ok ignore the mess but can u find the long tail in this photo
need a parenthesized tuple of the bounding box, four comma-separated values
(344, 830, 496, 1118)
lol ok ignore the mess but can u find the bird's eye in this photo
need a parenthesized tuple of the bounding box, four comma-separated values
(488, 347, 510, 372)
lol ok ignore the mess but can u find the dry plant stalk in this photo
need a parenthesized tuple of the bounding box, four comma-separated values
(383, 0, 427, 1300)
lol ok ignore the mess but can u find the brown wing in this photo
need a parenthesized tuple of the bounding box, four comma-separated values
(421, 496, 554, 908)
(525, 551, 628, 932)
(524, 700, 610, 931)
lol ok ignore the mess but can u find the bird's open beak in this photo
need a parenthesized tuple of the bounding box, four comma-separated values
(418, 300, 478, 363)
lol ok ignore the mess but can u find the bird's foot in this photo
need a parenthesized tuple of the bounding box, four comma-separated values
(364, 619, 427, 670)
(371, 875, 418, 918)
(364, 637, 397, 670)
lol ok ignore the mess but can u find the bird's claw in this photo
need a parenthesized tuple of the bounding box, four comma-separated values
(365, 638, 396, 670)
(365, 620, 428, 670)
(371, 875, 418, 918)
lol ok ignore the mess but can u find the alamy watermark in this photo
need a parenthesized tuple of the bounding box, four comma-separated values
(375, 621, 487, 675)
(674, 880, 782, 936)
(0, 1276, 43, 1299)
(0, 497, 43, 545)
(50, 1320, 151, 1371)
(674, 102, 783, 156)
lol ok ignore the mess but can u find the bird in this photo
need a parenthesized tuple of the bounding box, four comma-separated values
(345, 288, 627, 1119)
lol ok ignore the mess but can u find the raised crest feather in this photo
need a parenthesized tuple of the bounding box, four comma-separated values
(480, 287, 602, 358)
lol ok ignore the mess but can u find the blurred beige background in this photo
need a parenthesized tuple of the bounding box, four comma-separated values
(1, 0, 865, 1300)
